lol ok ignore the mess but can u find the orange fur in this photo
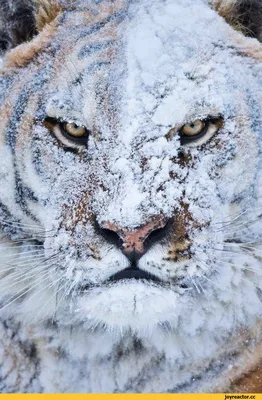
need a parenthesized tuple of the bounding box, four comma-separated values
(34, 0, 64, 31)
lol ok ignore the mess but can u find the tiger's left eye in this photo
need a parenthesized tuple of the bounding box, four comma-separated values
(44, 116, 90, 150)
(62, 122, 88, 138)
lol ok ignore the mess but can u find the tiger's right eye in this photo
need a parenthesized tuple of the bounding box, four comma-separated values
(181, 120, 206, 137)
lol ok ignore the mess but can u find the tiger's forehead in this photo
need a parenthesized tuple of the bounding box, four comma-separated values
(46, 0, 260, 144)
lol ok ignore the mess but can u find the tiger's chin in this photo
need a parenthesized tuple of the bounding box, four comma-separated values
(75, 280, 186, 335)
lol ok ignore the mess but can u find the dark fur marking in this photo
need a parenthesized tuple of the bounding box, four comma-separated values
(5, 87, 31, 151)
(77, 10, 126, 40)
(78, 39, 116, 59)
(219, 0, 262, 42)
(84, 60, 112, 75)
(0, 0, 36, 52)
(237, 0, 262, 40)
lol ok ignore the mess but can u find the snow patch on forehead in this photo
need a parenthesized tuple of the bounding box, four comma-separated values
(126, 0, 223, 73)
(119, 0, 242, 138)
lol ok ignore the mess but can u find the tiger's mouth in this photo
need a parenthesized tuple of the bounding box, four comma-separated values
(107, 265, 161, 283)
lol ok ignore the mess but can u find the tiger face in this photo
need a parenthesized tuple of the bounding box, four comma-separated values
(1, 0, 262, 347)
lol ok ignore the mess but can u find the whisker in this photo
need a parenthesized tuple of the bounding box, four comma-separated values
(0, 249, 46, 258)
(0, 254, 49, 267)
(214, 208, 250, 226)
(214, 239, 262, 246)
(52, 280, 70, 321)
(0, 244, 44, 250)
(0, 253, 59, 282)
(238, 275, 262, 290)
(201, 274, 239, 296)
(32, 276, 65, 322)
(197, 279, 210, 300)
(0, 263, 57, 293)
(0, 234, 55, 245)
(218, 259, 262, 275)
(197, 246, 259, 257)
(223, 243, 262, 253)
(0, 271, 56, 312)
(216, 219, 262, 235)
(0, 220, 56, 236)
(0, 259, 50, 279)
(0, 219, 45, 229)
(0, 256, 48, 269)
(191, 277, 201, 294)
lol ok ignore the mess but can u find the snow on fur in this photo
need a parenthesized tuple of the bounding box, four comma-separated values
(1, 0, 262, 393)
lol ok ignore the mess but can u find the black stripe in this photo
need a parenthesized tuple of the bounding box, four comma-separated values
(14, 169, 39, 221)
(5, 65, 50, 151)
(0, 202, 16, 233)
(78, 39, 116, 59)
(3, 84, 39, 219)
(70, 60, 111, 89)
(31, 137, 45, 177)
(5, 86, 31, 152)
(77, 10, 126, 40)
(84, 60, 111, 75)
(0, 74, 15, 103)
(3, 69, 50, 221)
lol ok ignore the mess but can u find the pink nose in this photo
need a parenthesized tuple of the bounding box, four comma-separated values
(101, 217, 168, 256)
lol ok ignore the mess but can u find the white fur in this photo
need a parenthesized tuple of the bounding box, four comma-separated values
(1, 0, 262, 393)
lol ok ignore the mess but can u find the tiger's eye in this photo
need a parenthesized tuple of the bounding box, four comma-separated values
(64, 122, 87, 137)
(182, 120, 205, 136)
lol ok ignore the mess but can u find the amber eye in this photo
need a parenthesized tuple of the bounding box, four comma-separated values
(44, 117, 90, 150)
(181, 120, 206, 136)
(166, 116, 223, 146)
(63, 122, 88, 138)
(179, 119, 209, 145)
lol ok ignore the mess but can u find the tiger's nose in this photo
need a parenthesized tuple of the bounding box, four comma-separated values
(98, 217, 169, 259)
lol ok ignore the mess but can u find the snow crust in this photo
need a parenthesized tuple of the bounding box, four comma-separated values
(1, 0, 262, 393)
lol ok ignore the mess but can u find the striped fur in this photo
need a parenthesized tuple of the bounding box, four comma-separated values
(1, 0, 262, 393)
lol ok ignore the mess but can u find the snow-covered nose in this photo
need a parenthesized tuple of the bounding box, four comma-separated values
(99, 217, 169, 258)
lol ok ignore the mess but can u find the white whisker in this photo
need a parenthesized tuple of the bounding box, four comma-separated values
(0, 244, 44, 250)
(214, 208, 250, 227)
(0, 264, 57, 293)
(32, 276, 66, 322)
(0, 271, 56, 313)
(201, 275, 239, 296)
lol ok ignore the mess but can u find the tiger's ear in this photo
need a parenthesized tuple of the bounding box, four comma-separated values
(0, 0, 36, 53)
(214, 0, 262, 42)
(0, 0, 63, 55)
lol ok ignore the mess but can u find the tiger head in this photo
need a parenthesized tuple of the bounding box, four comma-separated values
(1, 0, 262, 345)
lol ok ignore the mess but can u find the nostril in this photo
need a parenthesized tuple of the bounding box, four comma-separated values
(143, 219, 172, 250)
(96, 226, 123, 248)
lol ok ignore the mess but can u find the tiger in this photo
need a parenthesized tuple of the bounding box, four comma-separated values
(1, 0, 262, 393)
